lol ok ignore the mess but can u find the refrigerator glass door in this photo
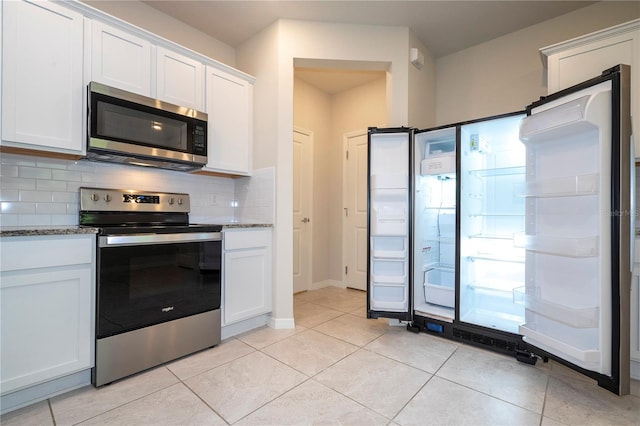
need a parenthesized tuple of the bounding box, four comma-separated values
(368, 129, 411, 319)
(413, 127, 457, 321)
(518, 80, 615, 375)
(458, 114, 526, 334)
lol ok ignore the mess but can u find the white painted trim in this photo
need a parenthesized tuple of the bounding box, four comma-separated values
(311, 279, 344, 291)
(540, 19, 640, 67)
(221, 314, 270, 340)
(0, 370, 90, 415)
(268, 317, 296, 330)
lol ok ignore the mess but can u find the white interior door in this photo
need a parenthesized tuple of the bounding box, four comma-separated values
(343, 130, 369, 291)
(293, 128, 313, 293)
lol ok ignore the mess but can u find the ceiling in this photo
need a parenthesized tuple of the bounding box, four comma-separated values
(143, 0, 596, 93)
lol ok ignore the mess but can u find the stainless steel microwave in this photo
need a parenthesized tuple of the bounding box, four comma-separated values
(87, 82, 208, 172)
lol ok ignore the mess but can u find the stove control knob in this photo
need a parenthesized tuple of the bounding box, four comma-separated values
(177, 198, 183, 205)
(104, 194, 112, 202)
(91, 193, 100, 202)
(168, 197, 175, 205)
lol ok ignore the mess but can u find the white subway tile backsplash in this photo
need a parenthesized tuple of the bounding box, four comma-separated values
(37, 179, 68, 191)
(1, 177, 36, 191)
(19, 166, 52, 180)
(18, 214, 51, 227)
(0, 189, 20, 202)
(52, 169, 82, 182)
(19, 190, 52, 203)
(52, 191, 77, 203)
(0, 214, 18, 227)
(0, 164, 19, 177)
(0, 154, 275, 227)
(36, 202, 68, 215)
(3, 202, 36, 214)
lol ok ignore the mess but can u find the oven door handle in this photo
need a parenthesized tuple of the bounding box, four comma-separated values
(99, 232, 222, 247)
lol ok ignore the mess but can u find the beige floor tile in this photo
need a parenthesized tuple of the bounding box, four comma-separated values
(261, 329, 359, 376)
(541, 416, 571, 426)
(436, 345, 548, 413)
(294, 286, 344, 304)
(313, 313, 389, 346)
(315, 349, 431, 419)
(365, 326, 458, 373)
(310, 293, 364, 313)
(543, 375, 640, 425)
(236, 324, 306, 349)
(394, 376, 541, 426)
(293, 302, 344, 328)
(78, 383, 226, 425)
(349, 305, 368, 318)
(236, 379, 389, 425)
(184, 351, 307, 424)
(50, 367, 179, 426)
(0, 400, 53, 426)
(167, 338, 255, 380)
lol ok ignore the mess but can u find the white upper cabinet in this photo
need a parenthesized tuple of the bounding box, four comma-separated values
(203, 66, 253, 176)
(1, 0, 84, 155)
(89, 20, 152, 97)
(156, 47, 204, 111)
(541, 19, 640, 156)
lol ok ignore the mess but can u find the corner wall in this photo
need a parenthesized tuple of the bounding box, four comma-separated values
(435, 1, 640, 124)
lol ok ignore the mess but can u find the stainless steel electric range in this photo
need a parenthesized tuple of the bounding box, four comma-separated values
(80, 187, 222, 386)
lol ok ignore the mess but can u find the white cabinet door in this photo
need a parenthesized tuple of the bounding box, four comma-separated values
(1, 0, 84, 155)
(223, 230, 272, 325)
(0, 235, 95, 395)
(90, 21, 152, 97)
(542, 20, 640, 157)
(156, 47, 204, 111)
(203, 66, 253, 176)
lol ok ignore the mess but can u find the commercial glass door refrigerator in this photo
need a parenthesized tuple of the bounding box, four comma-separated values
(367, 65, 632, 395)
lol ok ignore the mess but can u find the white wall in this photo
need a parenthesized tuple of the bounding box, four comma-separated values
(293, 77, 332, 284)
(408, 30, 436, 129)
(238, 20, 417, 327)
(236, 22, 294, 328)
(435, 1, 640, 124)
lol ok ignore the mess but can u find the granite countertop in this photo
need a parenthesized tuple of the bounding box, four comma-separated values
(0, 226, 100, 237)
(0, 223, 272, 237)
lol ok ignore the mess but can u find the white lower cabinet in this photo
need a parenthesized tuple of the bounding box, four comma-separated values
(223, 229, 272, 325)
(0, 234, 95, 396)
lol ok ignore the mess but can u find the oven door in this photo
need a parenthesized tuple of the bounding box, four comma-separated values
(96, 232, 221, 339)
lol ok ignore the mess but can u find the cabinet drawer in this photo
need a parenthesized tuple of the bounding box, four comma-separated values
(1, 235, 94, 272)
(224, 229, 271, 250)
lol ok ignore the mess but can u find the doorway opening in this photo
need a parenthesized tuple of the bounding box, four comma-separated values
(292, 60, 388, 295)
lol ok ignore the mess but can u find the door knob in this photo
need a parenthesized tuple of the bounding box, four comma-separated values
(301, 217, 310, 223)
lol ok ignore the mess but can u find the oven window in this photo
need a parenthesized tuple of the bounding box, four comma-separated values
(97, 240, 221, 338)
(96, 100, 188, 151)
